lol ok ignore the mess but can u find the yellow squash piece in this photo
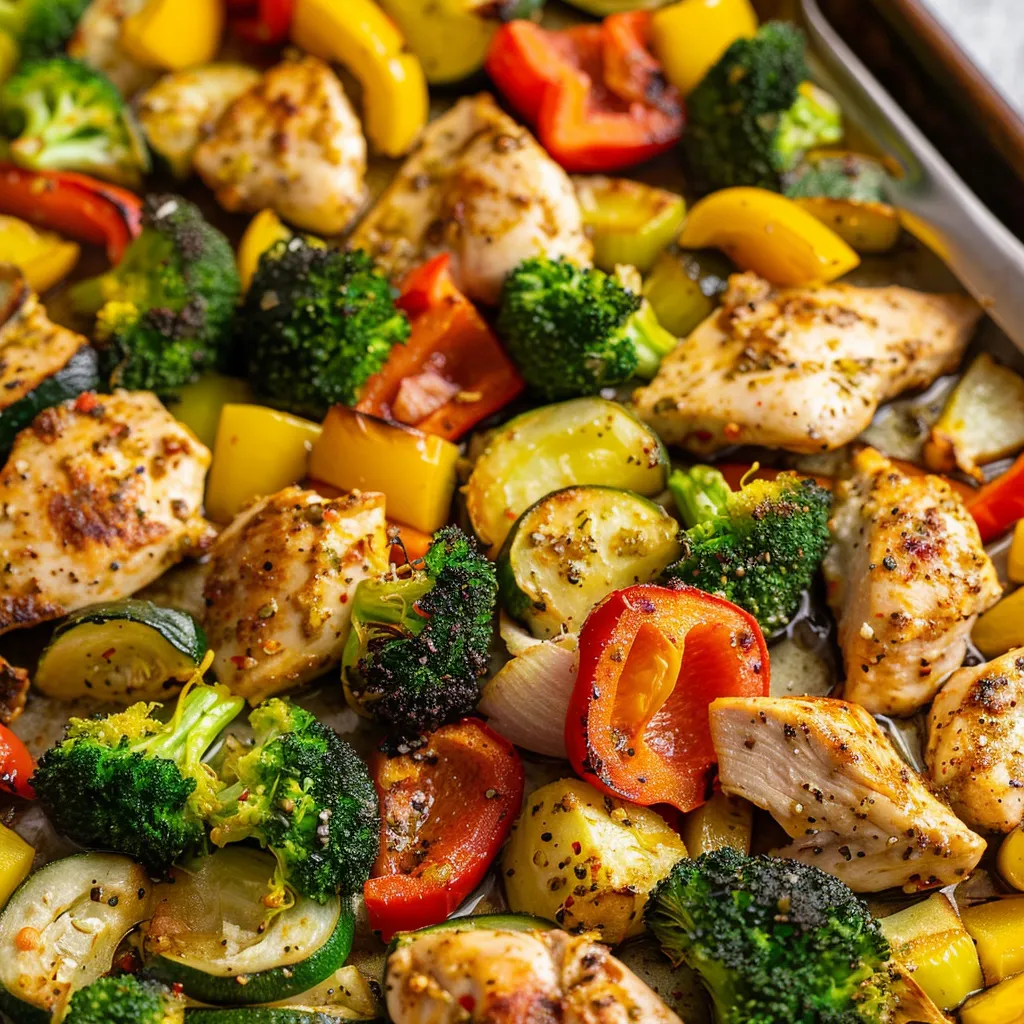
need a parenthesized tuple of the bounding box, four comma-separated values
(0, 30, 17, 84)
(120, 0, 224, 71)
(679, 790, 753, 856)
(880, 892, 984, 1010)
(961, 972, 1024, 1024)
(998, 826, 1024, 891)
(973, 587, 1024, 660)
(0, 216, 79, 294)
(308, 406, 459, 533)
(0, 824, 33, 907)
(1009, 521, 1024, 585)
(962, 897, 1024, 986)
(291, 0, 428, 158)
(651, 0, 758, 96)
(237, 210, 292, 292)
(678, 187, 860, 287)
(206, 404, 322, 524)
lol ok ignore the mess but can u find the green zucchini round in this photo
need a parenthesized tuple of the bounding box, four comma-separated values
(185, 1008, 377, 1023)
(385, 912, 552, 958)
(498, 486, 684, 639)
(35, 598, 207, 703)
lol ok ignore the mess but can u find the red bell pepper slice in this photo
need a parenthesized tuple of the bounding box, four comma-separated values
(356, 254, 525, 442)
(0, 723, 34, 800)
(364, 718, 524, 941)
(969, 452, 1024, 542)
(230, 0, 293, 45)
(0, 164, 142, 265)
(565, 583, 769, 814)
(485, 17, 684, 173)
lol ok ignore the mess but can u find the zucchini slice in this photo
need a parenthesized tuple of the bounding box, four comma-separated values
(498, 486, 683, 639)
(35, 599, 207, 703)
(0, 853, 154, 1024)
(145, 848, 354, 1006)
(186, 1009, 374, 1023)
(465, 398, 669, 557)
(386, 913, 552, 956)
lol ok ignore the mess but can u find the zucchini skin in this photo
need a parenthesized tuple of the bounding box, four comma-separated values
(186, 1010, 380, 1023)
(385, 913, 552, 957)
(0, 345, 100, 455)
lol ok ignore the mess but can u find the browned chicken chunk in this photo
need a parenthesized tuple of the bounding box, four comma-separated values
(710, 695, 987, 892)
(825, 447, 1001, 716)
(0, 391, 211, 634)
(385, 927, 683, 1024)
(927, 648, 1024, 833)
(0, 657, 28, 724)
(633, 273, 980, 454)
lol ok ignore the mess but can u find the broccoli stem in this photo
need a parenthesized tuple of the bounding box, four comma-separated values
(669, 466, 734, 528)
(350, 572, 435, 636)
(135, 685, 244, 769)
(622, 301, 679, 380)
(775, 82, 842, 172)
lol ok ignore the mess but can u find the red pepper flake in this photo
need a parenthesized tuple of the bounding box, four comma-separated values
(323, 507, 340, 522)
(171, 983, 184, 995)
(100, 647, 116, 661)
(74, 392, 99, 414)
(458, 995, 476, 1013)
(571, 841, 582, 855)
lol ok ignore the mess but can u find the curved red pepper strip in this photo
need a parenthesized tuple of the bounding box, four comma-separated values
(0, 723, 34, 800)
(565, 584, 769, 814)
(230, 0, 293, 45)
(364, 718, 524, 941)
(969, 451, 1024, 542)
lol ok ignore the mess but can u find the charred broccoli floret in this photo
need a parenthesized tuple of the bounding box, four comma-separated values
(784, 152, 891, 203)
(645, 849, 894, 1024)
(32, 683, 244, 875)
(342, 526, 498, 743)
(497, 257, 677, 401)
(65, 976, 185, 1024)
(241, 238, 410, 418)
(0, 56, 149, 186)
(662, 466, 832, 631)
(0, 0, 89, 59)
(70, 194, 240, 394)
(208, 698, 379, 905)
(685, 22, 841, 193)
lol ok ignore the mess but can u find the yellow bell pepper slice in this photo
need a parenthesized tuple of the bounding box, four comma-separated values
(973, 587, 1024, 659)
(167, 373, 254, 450)
(0, 823, 33, 908)
(998, 826, 1024, 892)
(237, 210, 292, 292)
(962, 897, 1024, 986)
(961, 972, 1024, 1024)
(651, 0, 758, 96)
(291, 0, 428, 158)
(880, 893, 984, 1010)
(0, 216, 80, 294)
(308, 406, 459, 533)
(206, 404, 322, 524)
(120, 0, 224, 71)
(680, 790, 752, 857)
(1009, 521, 1024, 585)
(679, 187, 860, 287)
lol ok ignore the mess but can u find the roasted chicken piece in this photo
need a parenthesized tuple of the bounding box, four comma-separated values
(633, 273, 980, 454)
(825, 447, 1001, 716)
(927, 648, 1024, 833)
(710, 695, 987, 892)
(194, 55, 366, 235)
(202, 487, 389, 703)
(350, 93, 592, 305)
(67, 0, 159, 97)
(385, 927, 683, 1024)
(0, 391, 211, 634)
(0, 657, 28, 724)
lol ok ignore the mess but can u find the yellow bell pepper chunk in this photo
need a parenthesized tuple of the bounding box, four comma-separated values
(680, 790, 753, 857)
(651, 0, 758, 96)
(998, 827, 1024, 892)
(963, 897, 1024, 986)
(880, 892, 984, 1010)
(961, 972, 1024, 1024)
(167, 373, 254, 450)
(291, 0, 428, 158)
(973, 587, 1024, 659)
(0, 216, 80, 294)
(0, 823, 34, 907)
(121, 0, 223, 70)
(237, 210, 292, 293)
(679, 187, 860, 287)
(206, 404, 322, 524)
(1009, 521, 1024, 585)
(308, 406, 459, 534)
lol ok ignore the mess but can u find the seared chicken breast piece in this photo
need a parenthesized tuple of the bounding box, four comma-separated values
(927, 648, 1024, 833)
(825, 447, 1001, 716)
(194, 55, 367, 235)
(385, 927, 683, 1024)
(633, 273, 980, 454)
(350, 93, 592, 305)
(710, 695, 987, 892)
(67, 0, 159, 97)
(0, 391, 211, 634)
(203, 487, 389, 703)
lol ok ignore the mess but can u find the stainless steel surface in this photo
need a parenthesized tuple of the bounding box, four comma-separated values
(800, 0, 1024, 353)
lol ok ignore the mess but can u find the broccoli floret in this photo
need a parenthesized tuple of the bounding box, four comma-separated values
(497, 257, 677, 401)
(0, 57, 149, 187)
(241, 238, 410, 418)
(70, 194, 241, 394)
(645, 849, 894, 1024)
(65, 976, 185, 1024)
(0, 0, 89, 59)
(784, 153, 891, 203)
(342, 526, 498, 743)
(685, 23, 842, 193)
(32, 683, 244, 875)
(208, 698, 379, 905)
(662, 466, 832, 631)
